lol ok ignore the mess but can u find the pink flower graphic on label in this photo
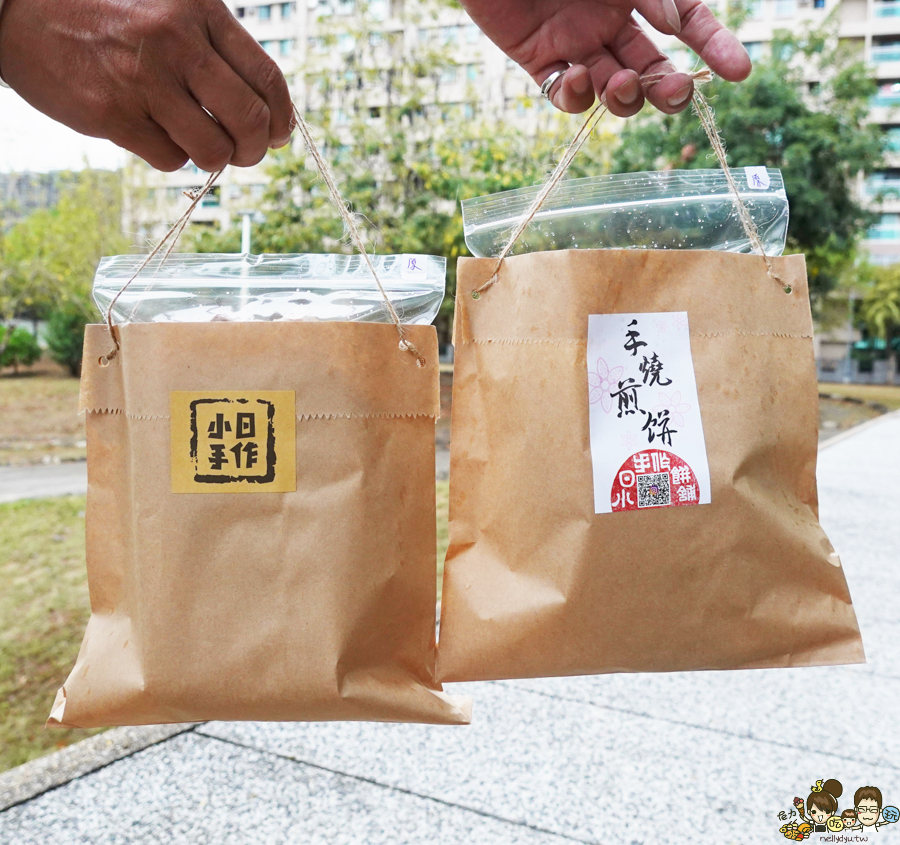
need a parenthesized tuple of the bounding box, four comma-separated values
(654, 391, 692, 427)
(672, 313, 689, 330)
(589, 357, 623, 413)
(621, 432, 638, 449)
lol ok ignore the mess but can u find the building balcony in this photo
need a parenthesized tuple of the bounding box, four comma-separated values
(866, 224, 900, 240)
(871, 44, 900, 63)
(874, 1, 900, 17)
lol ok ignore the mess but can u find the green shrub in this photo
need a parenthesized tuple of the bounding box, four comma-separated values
(45, 310, 90, 377)
(0, 326, 41, 373)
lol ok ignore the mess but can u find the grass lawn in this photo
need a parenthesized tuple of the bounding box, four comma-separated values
(819, 382, 900, 411)
(0, 495, 101, 772)
(0, 484, 453, 774)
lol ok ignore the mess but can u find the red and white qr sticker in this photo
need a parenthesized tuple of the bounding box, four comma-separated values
(610, 450, 699, 512)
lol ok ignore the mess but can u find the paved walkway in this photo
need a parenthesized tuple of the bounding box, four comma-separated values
(0, 462, 87, 504)
(1, 414, 898, 844)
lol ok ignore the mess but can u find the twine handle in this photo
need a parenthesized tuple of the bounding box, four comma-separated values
(473, 68, 789, 297)
(101, 106, 425, 367)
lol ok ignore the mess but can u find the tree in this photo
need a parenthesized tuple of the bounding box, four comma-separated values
(610, 15, 885, 301)
(0, 326, 41, 373)
(859, 265, 900, 370)
(189, 0, 616, 341)
(45, 306, 92, 377)
(0, 169, 128, 366)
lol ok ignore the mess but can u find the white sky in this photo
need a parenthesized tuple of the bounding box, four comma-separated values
(0, 87, 126, 173)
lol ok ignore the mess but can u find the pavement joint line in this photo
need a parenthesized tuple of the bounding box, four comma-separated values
(497, 682, 900, 772)
(196, 730, 597, 845)
(0, 723, 200, 814)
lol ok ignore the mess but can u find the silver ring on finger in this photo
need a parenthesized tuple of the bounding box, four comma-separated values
(540, 70, 566, 100)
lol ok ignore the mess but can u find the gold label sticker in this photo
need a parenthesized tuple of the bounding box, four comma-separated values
(170, 391, 296, 494)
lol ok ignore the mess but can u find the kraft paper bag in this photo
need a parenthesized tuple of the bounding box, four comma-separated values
(50, 321, 471, 727)
(437, 249, 864, 682)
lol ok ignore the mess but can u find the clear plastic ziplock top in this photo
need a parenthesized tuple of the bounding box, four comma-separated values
(461, 168, 788, 258)
(93, 253, 446, 325)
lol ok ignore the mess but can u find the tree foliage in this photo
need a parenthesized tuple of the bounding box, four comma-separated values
(0, 326, 41, 373)
(0, 169, 127, 364)
(859, 265, 900, 363)
(190, 0, 616, 328)
(611, 16, 885, 300)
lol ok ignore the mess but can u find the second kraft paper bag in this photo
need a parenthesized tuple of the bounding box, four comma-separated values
(50, 321, 470, 727)
(436, 249, 863, 682)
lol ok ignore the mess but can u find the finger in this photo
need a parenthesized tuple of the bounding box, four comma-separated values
(584, 51, 646, 117)
(187, 49, 271, 167)
(107, 117, 189, 172)
(207, 5, 294, 147)
(151, 93, 236, 172)
(675, 0, 752, 81)
(633, 0, 684, 36)
(609, 20, 695, 113)
(538, 64, 596, 114)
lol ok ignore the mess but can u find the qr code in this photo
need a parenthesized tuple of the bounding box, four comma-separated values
(637, 472, 671, 508)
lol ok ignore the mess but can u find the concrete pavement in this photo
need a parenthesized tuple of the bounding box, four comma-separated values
(0, 462, 87, 504)
(0, 412, 898, 844)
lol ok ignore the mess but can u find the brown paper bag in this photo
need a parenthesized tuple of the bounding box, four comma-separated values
(436, 249, 863, 682)
(51, 321, 471, 727)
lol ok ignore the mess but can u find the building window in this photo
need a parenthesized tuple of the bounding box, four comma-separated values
(369, 0, 387, 20)
(440, 26, 459, 45)
(874, 1, 900, 18)
(868, 213, 900, 240)
(260, 40, 277, 56)
(466, 63, 479, 82)
(746, 0, 762, 18)
(280, 2, 291, 17)
(885, 125, 900, 151)
(441, 65, 459, 84)
(338, 33, 355, 52)
(258, 4, 271, 20)
(337, 0, 353, 13)
(874, 81, 900, 106)
(813, 0, 825, 7)
(742, 41, 763, 61)
(466, 24, 480, 43)
(236, 6, 246, 17)
(872, 40, 900, 64)
(201, 186, 221, 208)
(279, 39, 294, 56)
(774, 0, 794, 17)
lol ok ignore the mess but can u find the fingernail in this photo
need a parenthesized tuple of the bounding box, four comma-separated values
(616, 79, 640, 105)
(667, 84, 692, 107)
(662, 0, 682, 32)
(572, 73, 591, 95)
(271, 135, 292, 149)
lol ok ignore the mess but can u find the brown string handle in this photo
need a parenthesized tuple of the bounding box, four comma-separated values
(473, 68, 790, 297)
(101, 105, 425, 367)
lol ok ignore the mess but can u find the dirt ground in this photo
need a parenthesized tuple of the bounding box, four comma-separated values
(1, 364, 896, 467)
(0, 358, 84, 467)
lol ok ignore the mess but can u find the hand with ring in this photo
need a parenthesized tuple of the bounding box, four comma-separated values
(460, 0, 752, 117)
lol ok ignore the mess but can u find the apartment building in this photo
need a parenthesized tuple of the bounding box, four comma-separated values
(129, 1, 900, 256)
(124, 0, 544, 237)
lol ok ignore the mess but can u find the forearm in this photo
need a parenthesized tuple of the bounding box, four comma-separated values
(0, 0, 9, 87)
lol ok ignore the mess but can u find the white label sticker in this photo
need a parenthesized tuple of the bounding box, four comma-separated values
(744, 166, 770, 190)
(401, 254, 429, 281)
(587, 312, 711, 515)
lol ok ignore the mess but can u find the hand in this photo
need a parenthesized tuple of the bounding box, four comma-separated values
(0, 0, 293, 172)
(460, 0, 751, 117)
